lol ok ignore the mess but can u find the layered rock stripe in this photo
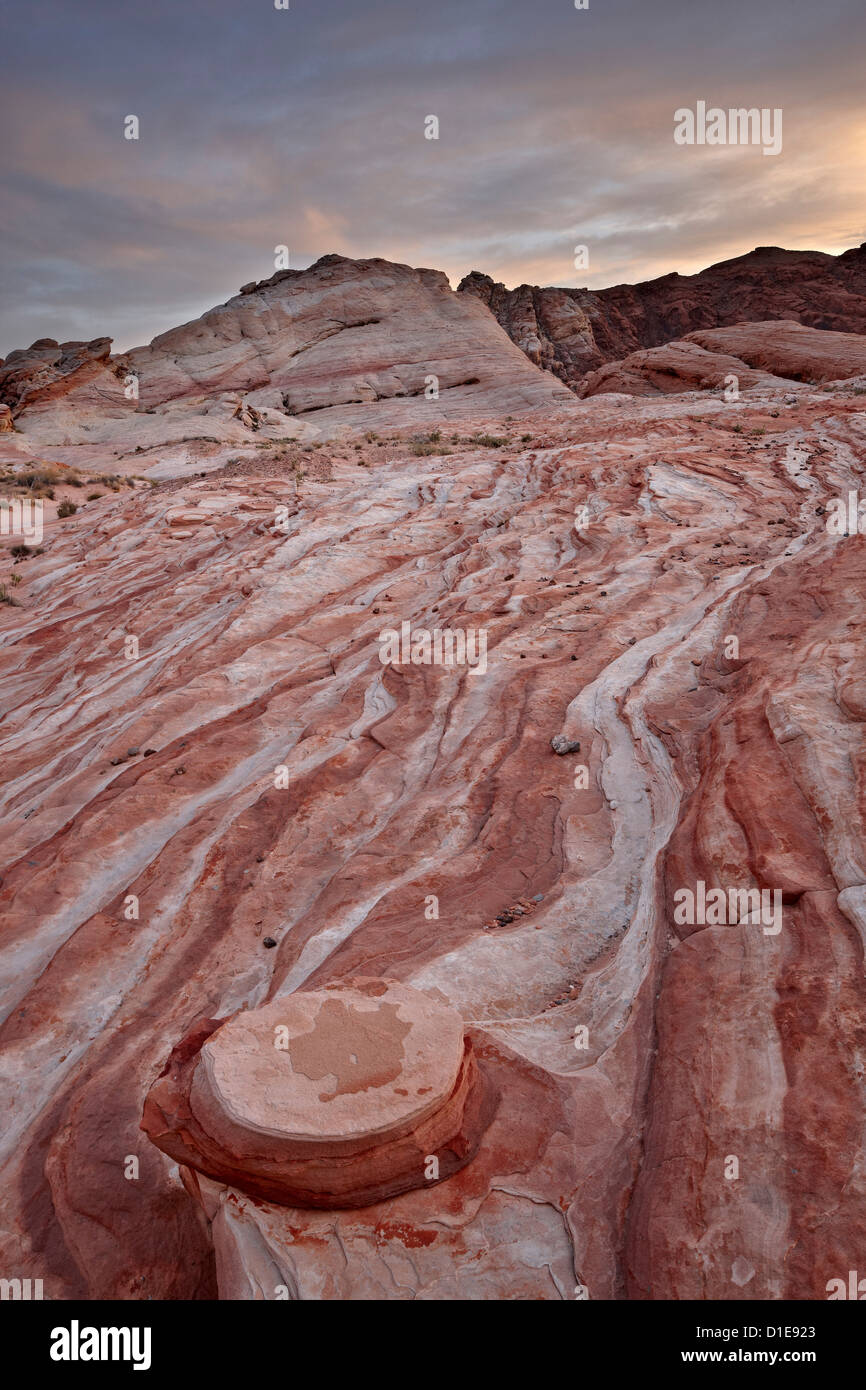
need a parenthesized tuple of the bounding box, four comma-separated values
(2, 253, 866, 1298)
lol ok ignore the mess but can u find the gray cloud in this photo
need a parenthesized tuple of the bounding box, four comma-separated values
(1, 0, 864, 354)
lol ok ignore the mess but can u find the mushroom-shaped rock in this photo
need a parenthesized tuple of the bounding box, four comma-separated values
(141, 979, 495, 1209)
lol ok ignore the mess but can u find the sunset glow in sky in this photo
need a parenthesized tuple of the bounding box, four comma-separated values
(2, 0, 864, 354)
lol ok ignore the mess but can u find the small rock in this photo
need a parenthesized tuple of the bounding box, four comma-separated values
(262, 937, 277, 949)
(127, 746, 141, 757)
(551, 735, 581, 755)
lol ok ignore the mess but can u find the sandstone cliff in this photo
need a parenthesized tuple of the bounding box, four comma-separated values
(459, 243, 866, 389)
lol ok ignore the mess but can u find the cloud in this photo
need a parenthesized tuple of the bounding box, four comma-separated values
(1, 0, 864, 353)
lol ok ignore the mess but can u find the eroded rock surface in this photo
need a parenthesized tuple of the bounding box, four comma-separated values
(579, 321, 866, 398)
(0, 255, 573, 462)
(460, 243, 866, 389)
(141, 979, 494, 1208)
(2, 285, 866, 1301)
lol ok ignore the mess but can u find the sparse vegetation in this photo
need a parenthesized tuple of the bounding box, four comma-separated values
(0, 466, 62, 498)
(57, 500, 78, 518)
(0, 583, 21, 606)
(410, 429, 450, 457)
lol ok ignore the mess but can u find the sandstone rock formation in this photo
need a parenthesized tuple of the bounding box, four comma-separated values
(459, 243, 866, 389)
(141, 979, 495, 1208)
(3, 364, 866, 1299)
(0, 255, 574, 465)
(0, 337, 117, 414)
(578, 320, 866, 397)
(3, 255, 866, 1302)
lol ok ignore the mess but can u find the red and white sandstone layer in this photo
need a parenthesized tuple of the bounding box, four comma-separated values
(579, 321, 866, 398)
(460, 243, 866, 388)
(0, 255, 574, 468)
(2, 258, 866, 1301)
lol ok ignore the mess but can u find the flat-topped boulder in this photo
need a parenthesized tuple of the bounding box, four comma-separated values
(141, 979, 495, 1208)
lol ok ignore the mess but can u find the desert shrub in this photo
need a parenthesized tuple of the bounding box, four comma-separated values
(12, 467, 63, 496)
(410, 430, 449, 456)
(57, 500, 77, 517)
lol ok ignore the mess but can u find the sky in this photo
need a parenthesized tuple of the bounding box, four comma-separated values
(1, 0, 864, 355)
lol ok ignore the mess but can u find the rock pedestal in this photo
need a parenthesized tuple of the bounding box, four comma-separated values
(141, 979, 494, 1209)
